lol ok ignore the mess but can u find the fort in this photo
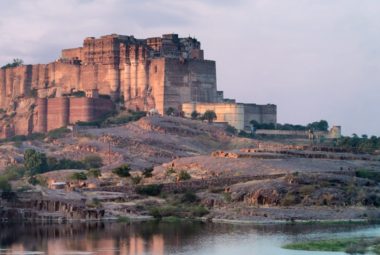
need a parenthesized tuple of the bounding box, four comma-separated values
(0, 33, 276, 138)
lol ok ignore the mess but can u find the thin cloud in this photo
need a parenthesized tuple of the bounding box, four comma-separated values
(0, 0, 379, 135)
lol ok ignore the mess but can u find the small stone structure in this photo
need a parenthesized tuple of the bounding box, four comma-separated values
(182, 102, 277, 130)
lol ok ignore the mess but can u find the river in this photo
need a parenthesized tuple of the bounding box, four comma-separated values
(0, 221, 379, 255)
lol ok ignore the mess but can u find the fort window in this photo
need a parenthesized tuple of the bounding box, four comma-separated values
(154, 65, 158, 73)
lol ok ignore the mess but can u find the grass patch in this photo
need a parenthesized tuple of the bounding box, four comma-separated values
(161, 216, 183, 223)
(117, 216, 131, 223)
(283, 237, 380, 254)
(355, 168, 380, 182)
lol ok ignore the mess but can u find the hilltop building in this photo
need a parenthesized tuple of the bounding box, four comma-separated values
(0, 33, 276, 138)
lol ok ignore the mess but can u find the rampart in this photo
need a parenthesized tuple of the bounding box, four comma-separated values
(35, 97, 114, 132)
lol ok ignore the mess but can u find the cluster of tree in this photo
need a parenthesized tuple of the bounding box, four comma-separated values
(23, 149, 103, 176)
(250, 120, 329, 132)
(1, 59, 23, 69)
(335, 134, 380, 154)
(165, 108, 217, 123)
(111, 164, 154, 185)
(0, 150, 104, 193)
(190, 110, 217, 123)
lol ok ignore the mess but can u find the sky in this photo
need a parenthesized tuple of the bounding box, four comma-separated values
(0, 0, 379, 136)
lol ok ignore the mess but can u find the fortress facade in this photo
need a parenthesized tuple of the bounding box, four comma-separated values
(0, 33, 276, 138)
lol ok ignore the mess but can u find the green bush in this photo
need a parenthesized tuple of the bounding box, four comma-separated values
(281, 192, 299, 206)
(225, 124, 237, 135)
(72, 91, 85, 97)
(191, 110, 199, 120)
(190, 206, 209, 217)
(82, 154, 103, 169)
(103, 111, 146, 126)
(142, 167, 154, 178)
(48, 157, 86, 170)
(47, 127, 70, 139)
(166, 167, 176, 176)
(0, 176, 12, 191)
(70, 172, 87, 180)
(2, 165, 26, 181)
(112, 164, 131, 177)
(136, 184, 163, 196)
(87, 168, 101, 178)
(28, 176, 47, 186)
(178, 170, 191, 181)
(131, 175, 142, 185)
(355, 169, 380, 182)
(181, 191, 199, 203)
(149, 205, 179, 219)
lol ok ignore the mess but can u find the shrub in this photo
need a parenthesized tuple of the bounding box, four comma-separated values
(355, 169, 380, 182)
(87, 168, 101, 178)
(47, 127, 70, 139)
(131, 175, 142, 185)
(70, 172, 87, 180)
(2, 165, 26, 181)
(281, 192, 298, 206)
(103, 111, 146, 126)
(142, 167, 154, 178)
(225, 124, 237, 135)
(191, 110, 199, 120)
(178, 170, 191, 181)
(49, 158, 86, 170)
(149, 205, 178, 219)
(82, 155, 103, 169)
(112, 164, 131, 177)
(166, 167, 176, 176)
(165, 107, 175, 116)
(136, 184, 163, 196)
(181, 191, 199, 203)
(28, 176, 47, 186)
(223, 192, 232, 203)
(87, 198, 102, 208)
(0, 176, 12, 191)
(190, 205, 209, 217)
(72, 91, 85, 97)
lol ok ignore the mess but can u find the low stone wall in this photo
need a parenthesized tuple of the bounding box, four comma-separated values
(97, 174, 286, 193)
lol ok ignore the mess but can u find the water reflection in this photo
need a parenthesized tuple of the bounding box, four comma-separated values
(0, 221, 378, 255)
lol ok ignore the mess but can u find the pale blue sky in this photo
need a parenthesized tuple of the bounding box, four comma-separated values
(0, 0, 379, 135)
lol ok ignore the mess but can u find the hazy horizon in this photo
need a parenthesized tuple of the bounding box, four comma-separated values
(0, 0, 379, 136)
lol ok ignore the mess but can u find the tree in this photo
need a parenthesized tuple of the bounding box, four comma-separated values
(24, 149, 48, 175)
(112, 164, 131, 177)
(307, 120, 329, 131)
(203, 110, 217, 123)
(1, 58, 23, 69)
(191, 110, 199, 120)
